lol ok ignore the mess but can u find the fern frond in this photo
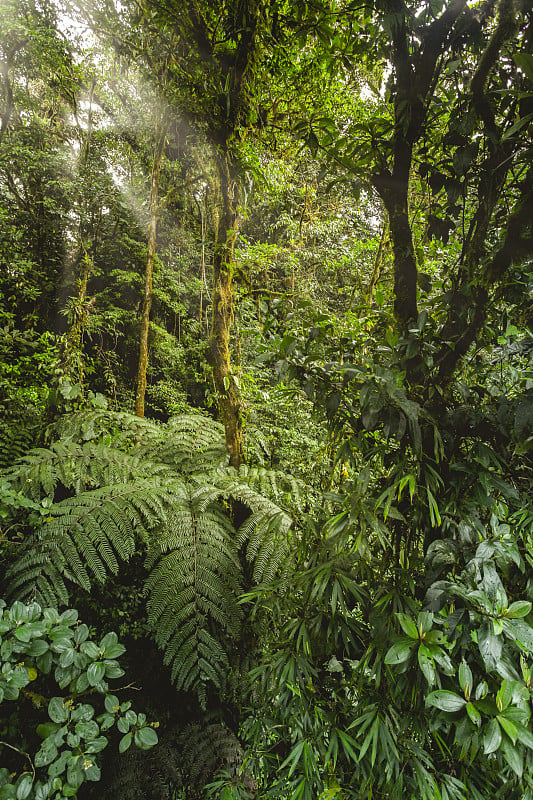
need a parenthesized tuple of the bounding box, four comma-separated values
(235, 465, 306, 513)
(238, 509, 292, 584)
(5, 441, 175, 501)
(48, 409, 161, 446)
(243, 424, 271, 465)
(179, 717, 243, 790)
(145, 495, 241, 702)
(132, 413, 227, 473)
(6, 480, 177, 601)
(0, 419, 40, 468)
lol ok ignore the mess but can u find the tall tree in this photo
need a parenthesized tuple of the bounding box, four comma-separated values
(135, 108, 167, 417)
(79, 0, 272, 464)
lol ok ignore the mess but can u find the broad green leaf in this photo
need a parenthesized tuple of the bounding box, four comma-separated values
(81, 642, 100, 659)
(15, 775, 32, 800)
(466, 702, 481, 726)
(87, 662, 105, 686)
(426, 691, 466, 712)
(458, 661, 473, 698)
(498, 714, 518, 744)
(85, 735, 108, 754)
(483, 718, 502, 754)
(395, 613, 419, 639)
(418, 645, 436, 685)
(506, 601, 532, 618)
(119, 732, 132, 753)
(34, 738, 58, 767)
(48, 751, 68, 777)
(478, 624, 502, 670)
(501, 737, 523, 777)
(48, 697, 68, 723)
(515, 721, 533, 749)
(36, 723, 59, 740)
(496, 680, 513, 712)
(384, 640, 415, 665)
(417, 611, 433, 633)
(134, 726, 159, 749)
(502, 619, 533, 653)
(104, 694, 120, 713)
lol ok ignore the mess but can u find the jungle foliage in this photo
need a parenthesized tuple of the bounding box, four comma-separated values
(1, 0, 533, 798)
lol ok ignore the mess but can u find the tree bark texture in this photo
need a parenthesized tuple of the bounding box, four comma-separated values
(135, 114, 166, 417)
(372, 160, 418, 327)
(206, 152, 244, 468)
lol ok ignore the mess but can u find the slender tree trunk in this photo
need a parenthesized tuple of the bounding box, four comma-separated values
(135, 113, 166, 417)
(372, 144, 418, 328)
(206, 151, 244, 468)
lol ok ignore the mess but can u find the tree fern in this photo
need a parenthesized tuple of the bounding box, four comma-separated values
(195, 471, 295, 585)
(131, 413, 227, 473)
(2, 409, 299, 704)
(4, 441, 174, 500)
(233, 465, 306, 513)
(145, 494, 242, 705)
(6, 480, 175, 600)
(48, 408, 162, 446)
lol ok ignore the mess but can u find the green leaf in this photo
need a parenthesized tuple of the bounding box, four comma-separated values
(478, 624, 502, 670)
(81, 642, 100, 659)
(395, 613, 418, 639)
(502, 619, 533, 653)
(85, 736, 108, 754)
(75, 720, 99, 739)
(117, 717, 130, 734)
(104, 694, 120, 713)
(134, 726, 159, 749)
(102, 643, 126, 659)
(87, 662, 105, 686)
(483, 718, 502, 754)
(498, 714, 518, 744)
(48, 751, 68, 777)
(384, 640, 415, 665)
(417, 611, 433, 633)
(418, 645, 436, 685)
(36, 722, 59, 740)
(505, 601, 532, 618)
(48, 697, 69, 723)
(426, 691, 466, 712)
(458, 661, 473, 698)
(15, 775, 32, 800)
(496, 680, 513, 712)
(501, 737, 523, 777)
(515, 721, 533, 749)
(337, 729, 358, 763)
(34, 738, 58, 767)
(466, 702, 481, 727)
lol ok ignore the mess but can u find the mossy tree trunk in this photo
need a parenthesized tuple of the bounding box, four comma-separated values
(206, 151, 243, 468)
(135, 112, 167, 418)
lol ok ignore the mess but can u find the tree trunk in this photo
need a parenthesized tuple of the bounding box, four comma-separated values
(206, 151, 244, 468)
(135, 113, 166, 417)
(372, 144, 418, 328)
